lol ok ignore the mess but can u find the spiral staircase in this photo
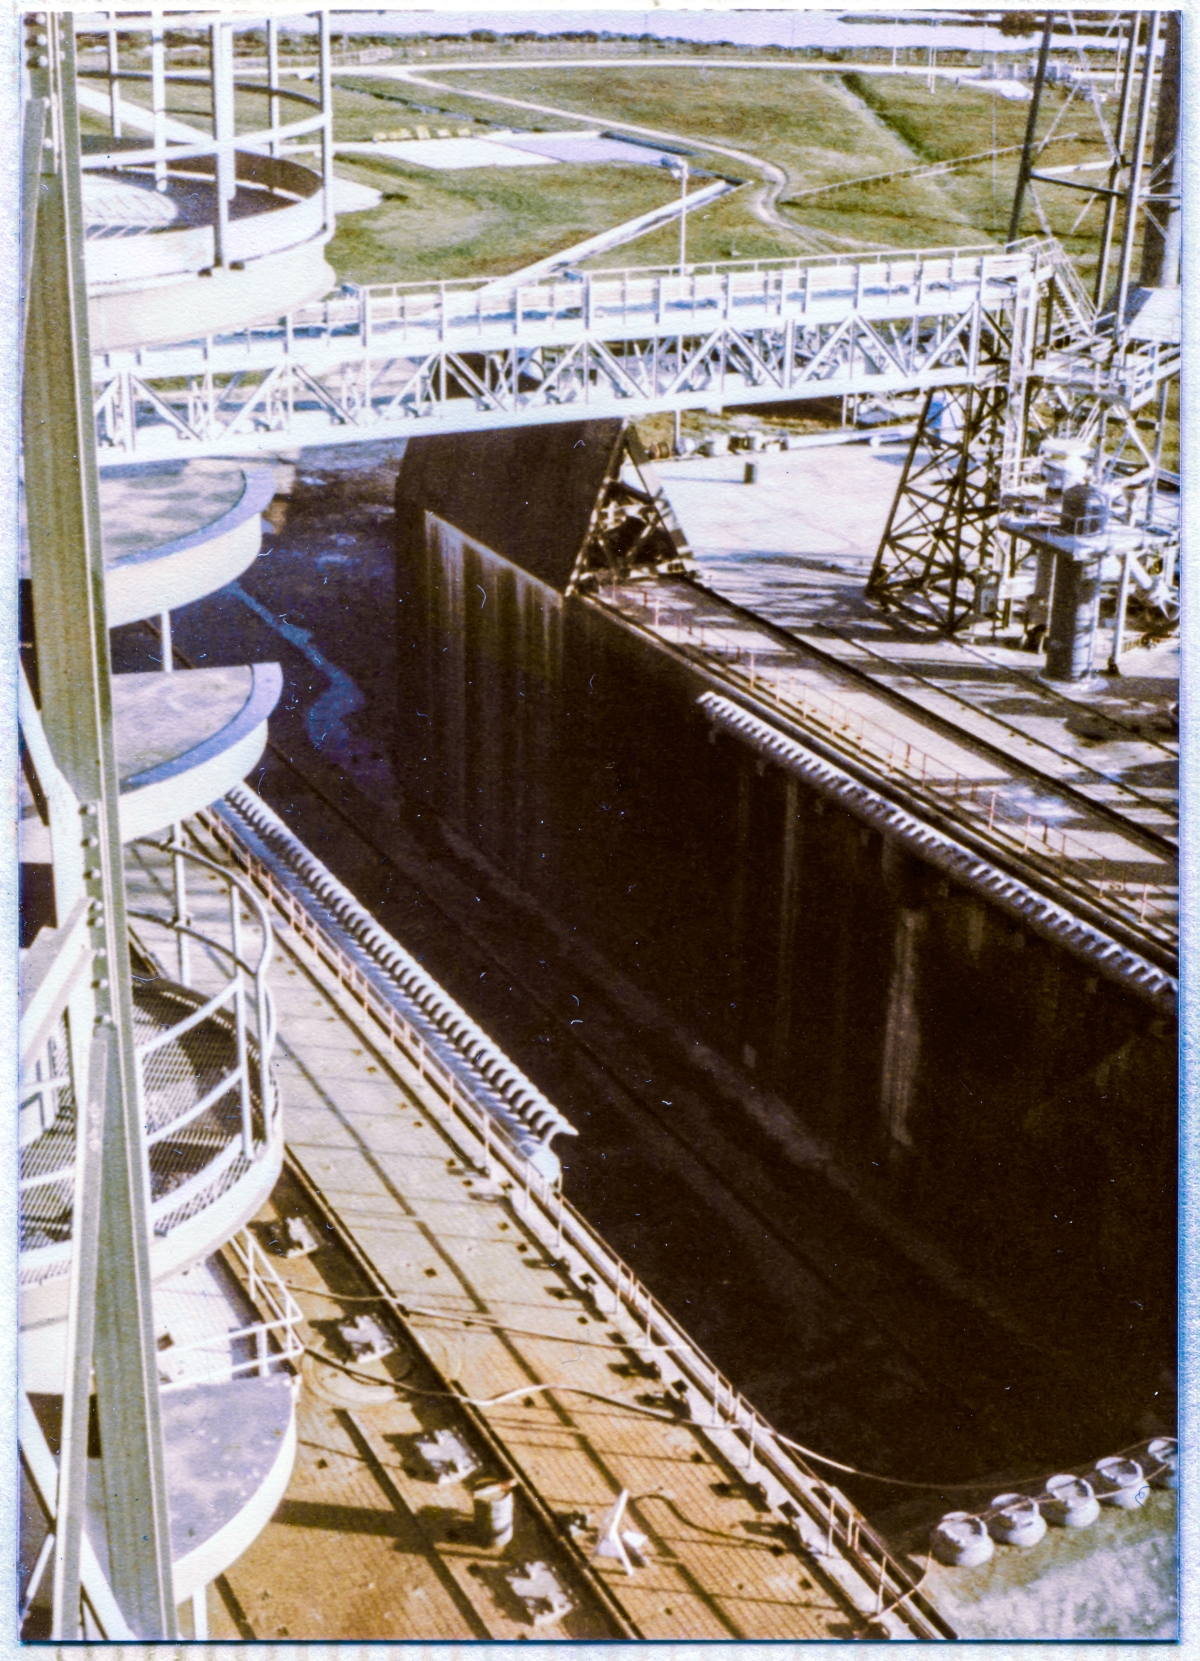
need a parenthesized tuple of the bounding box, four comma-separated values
(17, 10, 338, 1638)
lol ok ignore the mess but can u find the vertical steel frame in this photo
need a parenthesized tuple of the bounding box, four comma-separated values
(21, 13, 177, 1639)
(319, 10, 334, 235)
(1114, 11, 1161, 334)
(1094, 12, 1140, 308)
(1007, 12, 1055, 243)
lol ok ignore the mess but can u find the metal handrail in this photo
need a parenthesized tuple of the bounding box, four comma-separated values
(79, 112, 328, 174)
(101, 237, 1058, 371)
(126, 836, 278, 1162)
(194, 802, 950, 1640)
(346, 236, 1054, 299)
(303, 248, 1043, 335)
(158, 1228, 303, 1391)
(598, 586, 1178, 943)
(20, 844, 279, 1199)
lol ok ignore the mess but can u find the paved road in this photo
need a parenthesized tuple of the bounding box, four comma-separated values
(346, 62, 886, 254)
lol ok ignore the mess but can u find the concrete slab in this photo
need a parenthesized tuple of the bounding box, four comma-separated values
(22, 460, 272, 627)
(113, 662, 281, 840)
(655, 444, 1179, 839)
(921, 1487, 1177, 1639)
(341, 137, 557, 170)
(500, 132, 681, 166)
(84, 1376, 295, 1578)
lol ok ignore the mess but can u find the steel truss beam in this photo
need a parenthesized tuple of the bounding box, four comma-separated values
(92, 241, 1072, 460)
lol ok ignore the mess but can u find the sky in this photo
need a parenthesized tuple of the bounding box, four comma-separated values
(325, 11, 1036, 50)
(71, 6, 1118, 56)
(274, 9, 1113, 55)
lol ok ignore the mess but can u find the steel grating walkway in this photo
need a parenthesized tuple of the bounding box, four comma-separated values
(93, 239, 1080, 459)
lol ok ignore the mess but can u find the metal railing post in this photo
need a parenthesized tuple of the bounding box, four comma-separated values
(209, 20, 233, 266)
(229, 884, 253, 1158)
(267, 17, 280, 163)
(106, 13, 121, 138)
(255, 963, 274, 1127)
(170, 824, 190, 987)
(1115, 12, 1161, 341)
(318, 10, 334, 236)
(150, 14, 166, 191)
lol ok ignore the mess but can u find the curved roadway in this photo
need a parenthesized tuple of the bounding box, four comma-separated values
(342, 59, 914, 255)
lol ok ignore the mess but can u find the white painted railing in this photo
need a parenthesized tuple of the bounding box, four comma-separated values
(158, 1229, 303, 1391)
(97, 236, 1058, 377)
(128, 836, 277, 1165)
(195, 798, 952, 1640)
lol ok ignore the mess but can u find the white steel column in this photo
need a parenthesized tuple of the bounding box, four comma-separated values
(318, 11, 334, 235)
(106, 13, 121, 138)
(23, 16, 177, 1636)
(210, 19, 234, 266)
(150, 12, 166, 190)
(267, 17, 280, 163)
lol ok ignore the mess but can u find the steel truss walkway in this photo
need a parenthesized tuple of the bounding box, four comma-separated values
(93, 238, 1084, 461)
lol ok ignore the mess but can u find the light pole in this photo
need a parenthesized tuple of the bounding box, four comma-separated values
(673, 157, 689, 270)
(671, 158, 690, 453)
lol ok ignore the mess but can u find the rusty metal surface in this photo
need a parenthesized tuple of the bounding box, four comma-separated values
(189, 877, 910, 1640)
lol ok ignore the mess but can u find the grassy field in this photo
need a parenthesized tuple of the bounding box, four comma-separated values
(90, 59, 1122, 287)
(325, 76, 696, 284)
(331, 66, 941, 278)
(458, 65, 1108, 254)
(325, 156, 678, 284)
(827, 74, 1111, 264)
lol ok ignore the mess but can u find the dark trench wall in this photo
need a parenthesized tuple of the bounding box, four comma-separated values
(394, 513, 1177, 1355)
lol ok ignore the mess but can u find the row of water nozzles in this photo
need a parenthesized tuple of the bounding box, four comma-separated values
(931, 1438, 1177, 1568)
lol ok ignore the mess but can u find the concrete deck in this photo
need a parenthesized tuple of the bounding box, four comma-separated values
(21, 460, 273, 627)
(601, 444, 1180, 956)
(156, 833, 889, 1640)
(112, 663, 281, 841)
(655, 445, 1179, 829)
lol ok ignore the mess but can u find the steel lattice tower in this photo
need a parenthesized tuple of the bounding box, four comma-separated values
(866, 11, 1180, 641)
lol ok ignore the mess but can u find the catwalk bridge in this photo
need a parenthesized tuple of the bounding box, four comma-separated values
(93, 237, 1090, 461)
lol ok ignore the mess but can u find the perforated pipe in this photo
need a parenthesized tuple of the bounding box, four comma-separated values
(698, 693, 1177, 1017)
(213, 786, 578, 1158)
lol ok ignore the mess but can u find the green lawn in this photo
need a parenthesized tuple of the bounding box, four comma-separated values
(88, 59, 1122, 287)
(460, 64, 916, 194)
(326, 156, 678, 284)
(831, 75, 1112, 262)
(330, 65, 941, 279)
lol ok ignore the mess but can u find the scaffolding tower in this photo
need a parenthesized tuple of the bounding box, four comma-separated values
(867, 11, 1180, 660)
